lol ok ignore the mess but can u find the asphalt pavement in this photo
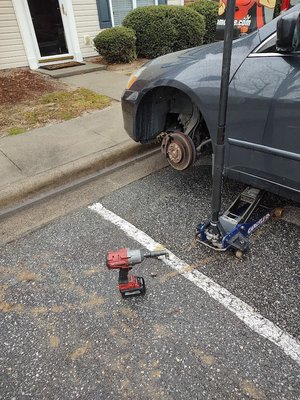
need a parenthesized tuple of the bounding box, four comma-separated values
(0, 161, 299, 399)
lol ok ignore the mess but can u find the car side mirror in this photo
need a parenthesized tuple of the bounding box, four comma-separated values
(276, 11, 300, 53)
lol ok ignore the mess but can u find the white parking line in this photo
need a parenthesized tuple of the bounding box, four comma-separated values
(89, 202, 300, 366)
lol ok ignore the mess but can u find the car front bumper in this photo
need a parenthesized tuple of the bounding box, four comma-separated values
(121, 89, 140, 142)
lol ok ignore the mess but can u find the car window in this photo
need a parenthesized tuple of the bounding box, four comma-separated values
(256, 29, 300, 54)
(258, 34, 277, 53)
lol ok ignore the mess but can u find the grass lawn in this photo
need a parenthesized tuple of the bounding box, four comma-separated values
(0, 69, 111, 137)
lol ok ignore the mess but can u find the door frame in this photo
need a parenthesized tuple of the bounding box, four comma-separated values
(12, 0, 83, 69)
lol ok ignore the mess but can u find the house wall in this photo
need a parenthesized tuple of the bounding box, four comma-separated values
(72, 0, 100, 58)
(0, 0, 28, 69)
(1, 0, 184, 70)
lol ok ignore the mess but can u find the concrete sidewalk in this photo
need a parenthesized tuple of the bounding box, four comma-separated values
(60, 70, 129, 101)
(0, 70, 153, 209)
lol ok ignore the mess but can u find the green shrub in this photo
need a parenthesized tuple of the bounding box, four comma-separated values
(123, 6, 205, 58)
(188, 0, 218, 44)
(94, 26, 136, 63)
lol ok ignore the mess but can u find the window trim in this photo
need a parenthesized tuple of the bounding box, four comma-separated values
(252, 32, 277, 54)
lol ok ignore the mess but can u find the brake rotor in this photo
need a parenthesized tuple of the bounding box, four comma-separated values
(164, 131, 196, 171)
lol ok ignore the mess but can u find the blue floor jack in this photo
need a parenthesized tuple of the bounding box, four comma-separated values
(196, 187, 274, 257)
(196, 0, 276, 257)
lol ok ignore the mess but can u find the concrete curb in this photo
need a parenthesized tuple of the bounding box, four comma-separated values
(0, 141, 156, 209)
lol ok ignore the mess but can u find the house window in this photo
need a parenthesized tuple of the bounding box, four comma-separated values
(111, 0, 133, 26)
(97, 0, 168, 28)
(136, 0, 155, 6)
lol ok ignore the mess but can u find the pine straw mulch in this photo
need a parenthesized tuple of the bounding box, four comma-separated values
(0, 69, 63, 106)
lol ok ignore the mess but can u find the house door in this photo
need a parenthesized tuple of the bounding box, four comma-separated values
(27, 0, 70, 58)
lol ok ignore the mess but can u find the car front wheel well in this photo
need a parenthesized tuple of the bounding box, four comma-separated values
(135, 86, 210, 147)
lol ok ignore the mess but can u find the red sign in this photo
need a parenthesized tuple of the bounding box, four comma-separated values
(216, 0, 276, 38)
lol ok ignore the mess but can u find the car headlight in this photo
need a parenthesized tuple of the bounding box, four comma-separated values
(126, 66, 147, 90)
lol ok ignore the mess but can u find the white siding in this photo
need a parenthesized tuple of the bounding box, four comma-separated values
(0, 0, 28, 69)
(72, 0, 100, 58)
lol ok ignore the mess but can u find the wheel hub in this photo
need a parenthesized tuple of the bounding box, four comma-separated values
(161, 131, 196, 171)
(167, 142, 184, 164)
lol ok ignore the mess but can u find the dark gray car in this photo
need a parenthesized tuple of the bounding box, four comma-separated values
(122, 5, 300, 202)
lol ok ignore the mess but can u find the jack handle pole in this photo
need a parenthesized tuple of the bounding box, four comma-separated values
(211, 0, 236, 224)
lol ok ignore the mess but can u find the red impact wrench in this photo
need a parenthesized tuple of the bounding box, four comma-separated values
(106, 248, 168, 297)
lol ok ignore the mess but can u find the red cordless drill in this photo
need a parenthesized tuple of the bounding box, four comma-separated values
(106, 248, 168, 297)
